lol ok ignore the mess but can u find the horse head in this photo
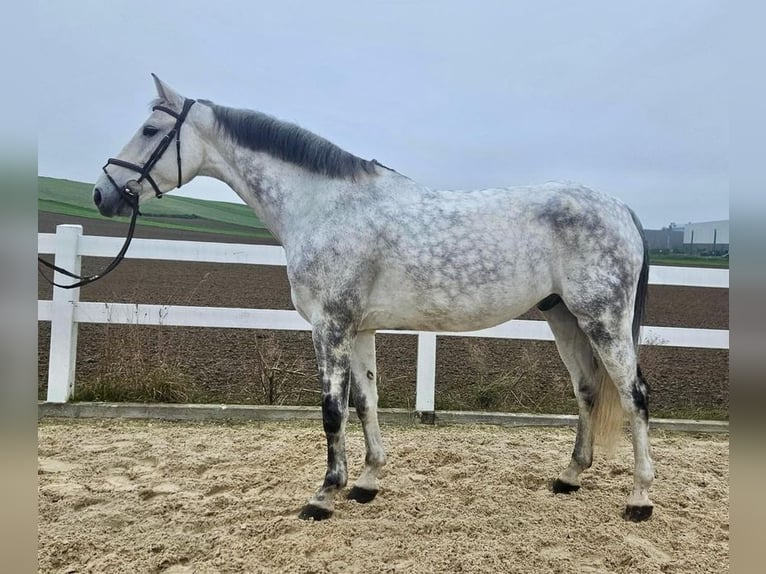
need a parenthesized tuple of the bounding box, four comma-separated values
(93, 75, 204, 216)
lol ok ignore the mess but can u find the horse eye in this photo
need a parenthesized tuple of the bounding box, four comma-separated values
(142, 125, 159, 137)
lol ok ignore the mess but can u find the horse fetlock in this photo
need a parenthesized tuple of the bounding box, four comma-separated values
(307, 486, 339, 509)
(559, 464, 584, 485)
(628, 487, 653, 507)
(572, 452, 593, 472)
(323, 467, 348, 491)
(354, 464, 381, 491)
(365, 451, 386, 469)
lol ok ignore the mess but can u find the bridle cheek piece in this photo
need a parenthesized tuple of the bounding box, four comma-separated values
(102, 98, 196, 206)
(38, 98, 195, 289)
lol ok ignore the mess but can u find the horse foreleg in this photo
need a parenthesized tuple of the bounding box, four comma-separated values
(299, 321, 355, 521)
(347, 330, 386, 503)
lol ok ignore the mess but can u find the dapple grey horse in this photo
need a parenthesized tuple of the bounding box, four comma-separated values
(93, 76, 654, 522)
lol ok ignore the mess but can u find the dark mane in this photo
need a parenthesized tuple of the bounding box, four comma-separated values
(198, 99, 379, 180)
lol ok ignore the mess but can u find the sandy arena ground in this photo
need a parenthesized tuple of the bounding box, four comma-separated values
(38, 419, 728, 573)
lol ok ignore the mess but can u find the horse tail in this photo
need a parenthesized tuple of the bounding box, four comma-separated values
(591, 360, 623, 455)
(591, 207, 649, 455)
(628, 207, 649, 351)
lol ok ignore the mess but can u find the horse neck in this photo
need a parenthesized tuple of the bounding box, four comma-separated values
(197, 136, 353, 244)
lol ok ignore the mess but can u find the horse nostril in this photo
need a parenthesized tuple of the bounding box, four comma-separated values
(94, 188, 103, 207)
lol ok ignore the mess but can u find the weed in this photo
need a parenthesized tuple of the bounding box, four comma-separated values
(72, 278, 211, 403)
(73, 323, 196, 403)
(438, 344, 576, 414)
(247, 333, 315, 405)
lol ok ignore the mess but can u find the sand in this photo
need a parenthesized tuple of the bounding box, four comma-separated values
(38, 419, 728, 573)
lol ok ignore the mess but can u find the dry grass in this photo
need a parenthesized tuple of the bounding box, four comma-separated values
(72, 323, 198, 403)
(73, 279, 208, 403)
(438, 342, 577, 413)
(245, 333, 316, 405)
(73, 326, 317, 406)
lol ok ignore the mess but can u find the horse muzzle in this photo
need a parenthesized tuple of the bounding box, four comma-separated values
(93, 183, 136, 217)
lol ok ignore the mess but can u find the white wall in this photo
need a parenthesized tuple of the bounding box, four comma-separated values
(683, 220, 729, 245)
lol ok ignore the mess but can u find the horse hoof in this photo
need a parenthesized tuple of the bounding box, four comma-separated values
(347, 486, 378, 503)
(551, 479, 580, 494)
(623, 505, 653, 522)
(298, 504, 333, 521)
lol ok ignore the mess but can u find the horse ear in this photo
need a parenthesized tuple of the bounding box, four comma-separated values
(151, 73, 184, 107)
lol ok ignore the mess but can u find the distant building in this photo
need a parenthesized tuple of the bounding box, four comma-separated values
(683, 220, 729, 254)
(645, 228, 684, 251)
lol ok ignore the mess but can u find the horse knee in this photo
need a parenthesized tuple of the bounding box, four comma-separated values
(322, 394, 345, 434)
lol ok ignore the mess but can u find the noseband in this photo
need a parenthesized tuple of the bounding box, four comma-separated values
(38, 98, 196, 289)
(103, 98, 196, 203)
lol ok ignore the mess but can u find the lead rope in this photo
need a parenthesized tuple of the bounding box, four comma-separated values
(37, 194, 140, 289)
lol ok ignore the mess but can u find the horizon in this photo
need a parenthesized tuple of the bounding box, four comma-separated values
(36, 174, 726, 230)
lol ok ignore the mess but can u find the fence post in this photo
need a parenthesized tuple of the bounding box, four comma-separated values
(46, 225, 83, 403)
(415, 332, 437, 423)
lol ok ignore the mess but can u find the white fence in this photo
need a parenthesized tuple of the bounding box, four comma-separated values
(38, 224, 729, 408)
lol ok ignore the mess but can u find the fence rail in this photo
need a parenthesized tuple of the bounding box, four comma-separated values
(38, 225, 729, 408)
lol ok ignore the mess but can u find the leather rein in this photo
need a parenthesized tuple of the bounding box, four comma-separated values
(38, 98, 195, 289)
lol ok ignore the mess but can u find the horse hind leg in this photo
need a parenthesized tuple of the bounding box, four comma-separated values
(539, 297, 600, 493)
(347, 330, 386, 503)
(577, 314, 654, 522)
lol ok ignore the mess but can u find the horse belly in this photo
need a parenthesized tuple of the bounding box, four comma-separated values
(361, 275, 545, 332)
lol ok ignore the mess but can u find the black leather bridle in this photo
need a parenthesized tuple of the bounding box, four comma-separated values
(38, 98, 196, 289)
(103, 98, 196, 202)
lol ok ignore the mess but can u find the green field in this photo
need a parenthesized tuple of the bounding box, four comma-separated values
(38, 176, 273, 239)
(648, 252, 729, 269)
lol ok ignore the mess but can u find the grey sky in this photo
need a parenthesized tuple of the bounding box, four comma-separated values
(39, 0, 726, 229)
